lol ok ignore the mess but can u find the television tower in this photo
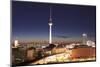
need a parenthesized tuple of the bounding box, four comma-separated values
(48, 7, 53, 44)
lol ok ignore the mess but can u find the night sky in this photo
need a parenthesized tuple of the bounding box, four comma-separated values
(12, 1, 96, 42)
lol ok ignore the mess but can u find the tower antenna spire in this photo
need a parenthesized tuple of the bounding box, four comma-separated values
(50, 6, 52, 21)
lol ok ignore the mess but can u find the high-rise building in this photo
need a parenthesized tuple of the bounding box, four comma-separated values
(82, 33, 87, 45)
(48, 7, 53, 44)
(14, 40, 19, 47)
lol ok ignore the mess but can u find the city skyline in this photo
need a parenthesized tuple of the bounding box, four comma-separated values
(12, 1, 96, 42)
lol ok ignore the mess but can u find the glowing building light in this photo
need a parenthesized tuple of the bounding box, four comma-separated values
(86, 40, 95, 47)
(82, 33, 87, 45)
(14, 40, 19, 47)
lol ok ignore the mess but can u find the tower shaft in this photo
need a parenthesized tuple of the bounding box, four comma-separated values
(49, 25, 52, 44)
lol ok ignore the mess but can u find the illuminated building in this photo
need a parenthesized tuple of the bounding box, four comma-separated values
(14, 40, 19, 47)
(66, 43, 76, 49)
(52, 47, 67, 54)
(82, 33, 87, 45)
(27, 47, 36, 60)
(71, 47, 96, 59)
(86, 40, 95, 47)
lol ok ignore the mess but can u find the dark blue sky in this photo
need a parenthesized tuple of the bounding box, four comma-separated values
(12, 1, 96, 42)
